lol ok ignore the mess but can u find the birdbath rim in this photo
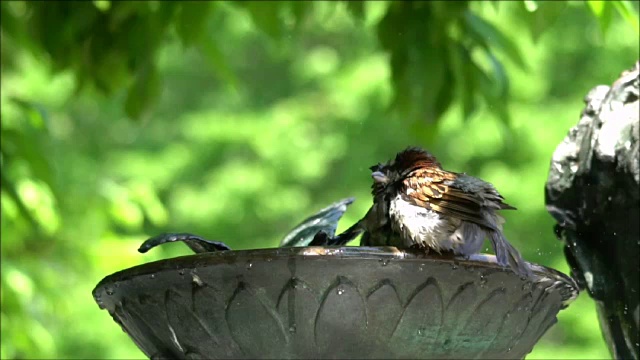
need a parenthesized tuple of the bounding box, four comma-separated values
(93, 246, 578, 307)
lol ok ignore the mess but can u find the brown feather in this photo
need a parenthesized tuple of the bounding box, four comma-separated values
(402, 166, 499, 230)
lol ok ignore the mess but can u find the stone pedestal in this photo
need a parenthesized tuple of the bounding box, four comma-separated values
(545, 61, 639, 360)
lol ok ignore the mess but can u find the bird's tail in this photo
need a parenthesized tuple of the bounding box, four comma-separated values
(488, 230, 533, 278)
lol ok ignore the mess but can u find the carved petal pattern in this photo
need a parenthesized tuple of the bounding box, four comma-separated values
(391, 278, 444, 357)
(314, 276, 367, 358)
(226, 281, 288, 358)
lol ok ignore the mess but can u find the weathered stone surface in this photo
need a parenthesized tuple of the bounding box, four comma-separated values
(545, 61, 639, 360)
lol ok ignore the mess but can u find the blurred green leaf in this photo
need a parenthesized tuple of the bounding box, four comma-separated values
(197, 35, 239, 91)
(93, 0, 111, 13)
(235, 1, 285, 40)
(450, 43, 478, 122)
(488, 51, 509, 100)
(0, 169, 42, 233)
(176, 2, 213, 46)
(472, 58, 510, 125)
(464, 11, 528, 71)
(423, 46, 454, 123)
(344, 0, 366, 21)
(125, 64, 161, 120)
(524, 1, 569, 42)
(2, 130, 54, 190)
(587, 0, 614, 37)
(289, 1, 312, 30)
(612, 0, 640, 35)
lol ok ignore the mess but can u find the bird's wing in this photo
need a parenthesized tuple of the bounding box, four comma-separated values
(280, 197, 356, 247)
(401, 168, 500, 231)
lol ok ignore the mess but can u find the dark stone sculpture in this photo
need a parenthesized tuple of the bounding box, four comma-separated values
(545, 61, 639, 360)
(94, 247, 578, 359)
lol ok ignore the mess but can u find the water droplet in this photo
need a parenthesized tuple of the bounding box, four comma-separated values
(149, 274, 156, 279)
(192, 274, 204, 287)
(479, 275, 487, 288)
(246, 261, 253, 270)
(106, 287, 114, 295)
(451, 263, 459, 270)
(507, 347, 512, 352)
(336, 288, 345, 295)
(417, 327, 425, 336)
(419, 264, 425, 271)
(607, 196, 612, 201)
(288, 325, 297, 334)
(379, 259, 390, 266)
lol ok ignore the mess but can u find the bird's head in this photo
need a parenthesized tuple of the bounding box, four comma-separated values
(369, 146, 441, 195)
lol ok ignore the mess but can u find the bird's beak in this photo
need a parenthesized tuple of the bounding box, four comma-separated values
(371, 171, 389, 184)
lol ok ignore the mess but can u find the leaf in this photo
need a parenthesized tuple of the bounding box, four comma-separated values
(587, 0, 614, 37)
(92, 51, 130, 94)
(345, 0, 366, 22)
(289, 0, 311, 30)
(176, 1, 213, 46)
(125, 64, 161, 121)
(197, 35, 239, 91)
(92, 0, 111, 12)
(432, 54, 455, 123)
(236, 1, 285, 41)
(7, 97, 49, 130)
(525, 1, 569, 43)
(487, 51, 509, 101)
(376, 0, 403, 52)
(0, 169, 42, 233)
(464, 11, 528, 71)
(587, 0, 605, 17)
(376, 2, 408, 116)
(612, 0, 640, 35)
(1, 126, 56, 200)
(471, 59, 511, 125)
(449, 43, 478, 122)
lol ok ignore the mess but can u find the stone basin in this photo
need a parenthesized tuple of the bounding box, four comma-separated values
(93, 247, 578, 359)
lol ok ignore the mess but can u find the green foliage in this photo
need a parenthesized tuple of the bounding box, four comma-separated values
(2, 1, 637, 123)
(1, 0, 638, 358)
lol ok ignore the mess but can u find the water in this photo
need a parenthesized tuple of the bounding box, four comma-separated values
(192, 273, 204, 287)
(479, 275, 487, 288)
(336, 288, 345, 295)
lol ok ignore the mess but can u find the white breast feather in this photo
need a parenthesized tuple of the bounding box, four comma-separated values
(388, 194, 466, 252)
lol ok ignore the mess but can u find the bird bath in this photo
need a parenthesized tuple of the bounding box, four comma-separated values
(93, 246, 577, 359)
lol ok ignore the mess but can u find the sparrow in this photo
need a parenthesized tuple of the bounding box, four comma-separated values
(321, 147, 532, 277)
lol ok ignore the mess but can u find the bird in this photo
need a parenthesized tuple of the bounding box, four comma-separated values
(319, 146, 532, 277)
